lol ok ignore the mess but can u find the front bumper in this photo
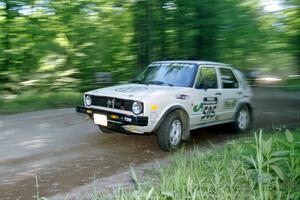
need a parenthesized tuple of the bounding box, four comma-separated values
(76, 106, 148, 127)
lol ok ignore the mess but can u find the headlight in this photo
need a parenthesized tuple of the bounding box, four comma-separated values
(132, 101, 143, 115)
(85, 95, 92, 106)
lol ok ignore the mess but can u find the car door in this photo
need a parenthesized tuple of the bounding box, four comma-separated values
(190, 65, 222, 128)
(217, 67, 243, 121)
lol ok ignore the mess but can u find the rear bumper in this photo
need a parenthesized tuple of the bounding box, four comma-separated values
(76, 106, 148, 127)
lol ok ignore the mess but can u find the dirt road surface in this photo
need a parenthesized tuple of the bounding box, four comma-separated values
(0, 88, 299, 199)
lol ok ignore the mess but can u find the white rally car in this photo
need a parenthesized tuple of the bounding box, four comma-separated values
(76, 61, 253, 151)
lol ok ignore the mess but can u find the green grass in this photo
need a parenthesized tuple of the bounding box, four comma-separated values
(281, 78, 300, 91)
(0, 92, 83, 114)
(36, 130, 300, 200)
(91, 130, 299, 200)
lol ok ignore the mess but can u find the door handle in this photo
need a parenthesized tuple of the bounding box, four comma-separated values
(237, 91, 243, 95)
(215, 92, 222, 95)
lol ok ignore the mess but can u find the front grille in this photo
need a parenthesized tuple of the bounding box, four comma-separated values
(90, 96, 134, 112)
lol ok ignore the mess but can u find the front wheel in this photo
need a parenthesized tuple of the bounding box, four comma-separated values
(157, 112, 183, 151)
(232, 105, 251, 133)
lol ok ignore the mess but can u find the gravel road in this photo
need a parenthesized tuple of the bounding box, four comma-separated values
(0, 87, 299, 200)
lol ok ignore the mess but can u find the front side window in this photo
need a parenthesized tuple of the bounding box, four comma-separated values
(220, 68, 239, 89)
(195, 67, 218, 89)
(135, 63, 198, 87)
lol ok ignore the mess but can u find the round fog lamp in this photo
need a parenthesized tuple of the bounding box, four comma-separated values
(132, 101, 143, 115)
(85, 95, 92, 106)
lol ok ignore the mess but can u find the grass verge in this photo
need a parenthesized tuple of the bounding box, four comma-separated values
(281, 78, 300, 91)
(94, 130, 299, 200)
(0, 92, 82, 114)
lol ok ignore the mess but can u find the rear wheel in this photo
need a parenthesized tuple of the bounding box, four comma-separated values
(98, 126, 114, 134)
(157, 112, 183, 151)
(232, 105, 251, 133)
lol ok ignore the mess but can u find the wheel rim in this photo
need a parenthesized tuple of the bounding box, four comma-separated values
(169, 119, 182, 146)
(237, 109, 249, 130)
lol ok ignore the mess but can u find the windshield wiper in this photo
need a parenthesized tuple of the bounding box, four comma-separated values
(147, 80, 173, 86)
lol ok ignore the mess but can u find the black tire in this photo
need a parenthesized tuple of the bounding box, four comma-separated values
(231, 104, 251, 133)
(98, 126, 115, 134)
(157, 111, 184, 151)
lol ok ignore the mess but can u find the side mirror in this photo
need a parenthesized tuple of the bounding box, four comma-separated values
(203, 80, 217, 90)
(196, 80, 208, 90)
(203, 80, 209, 90)
(196, 79, 215, 90)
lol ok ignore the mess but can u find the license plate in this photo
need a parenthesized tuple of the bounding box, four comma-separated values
(94, 114, 107, 126)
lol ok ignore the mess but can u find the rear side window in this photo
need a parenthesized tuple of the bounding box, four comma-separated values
(195, 67, 218, 89)
(220, 68, 239, 89)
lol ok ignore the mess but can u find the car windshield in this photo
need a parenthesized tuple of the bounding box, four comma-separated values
(134, 63, 198, 87)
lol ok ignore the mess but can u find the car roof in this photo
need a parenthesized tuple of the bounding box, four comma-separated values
(152, 60, 231, 67)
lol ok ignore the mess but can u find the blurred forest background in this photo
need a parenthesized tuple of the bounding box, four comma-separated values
(0, 0, 299, 113)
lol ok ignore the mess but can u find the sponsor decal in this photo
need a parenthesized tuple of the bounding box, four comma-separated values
(193, 97, 218, 119)
(201, 105, 217, 119)
(193, 102, 204, 112)
(123, 117, 132, 122)
(224, 98, 237, 109)
(176, 94, 190, 100)
(203, 97, 218, 105)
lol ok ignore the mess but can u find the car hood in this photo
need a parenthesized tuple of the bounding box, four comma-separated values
(86, 84, 190, 101)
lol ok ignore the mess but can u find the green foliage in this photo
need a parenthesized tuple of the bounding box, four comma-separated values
(243, 130, 300, 200)
(282, 0, 300, 72)
(0, 92, 82, 114)
(0, 0, 136, 94)
(281, 77, 300, 91)
(0, 0, 299, 112)
(95, 130, 300, 200)
(131, 0, 264, 68)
